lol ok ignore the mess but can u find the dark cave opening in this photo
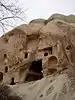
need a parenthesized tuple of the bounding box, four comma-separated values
(5, 66, 8, 73)
(4, 54, 7, 58)
(24, 52, 28, 58)
(44, 52, 48, 56)
(0, 72, 3, 81)
(30, 59, 42, 73)
(25, 59, 43, 82)
(10, 77, 16, 85)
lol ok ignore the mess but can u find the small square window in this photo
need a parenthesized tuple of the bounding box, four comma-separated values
(44, 52, 48, 56)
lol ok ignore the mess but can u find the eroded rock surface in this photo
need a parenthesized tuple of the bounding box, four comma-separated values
(0, 13, 75, 100)
(11, 68, 75, 100)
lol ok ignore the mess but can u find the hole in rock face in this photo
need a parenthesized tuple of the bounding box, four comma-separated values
(66, 45, 71, 50)
(44, 52, 48, 56)
(43, 47, 52, 55)
(0, 72, 3, 81)
(30, 59, 42, 73)
(5, 66, 8, 73)
(4, 54, 7, 58)
(25, 59, 43, 82)
(10, 77, 15, 85)
(24, 53, 28, 58)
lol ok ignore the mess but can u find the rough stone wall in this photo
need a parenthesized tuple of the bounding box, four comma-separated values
(0, 14, 75, 84)
(12, 68, 75, 100)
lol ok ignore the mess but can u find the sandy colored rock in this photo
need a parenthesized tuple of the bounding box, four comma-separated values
(0, 14, 75, 100)
(11, 68, 75, 100)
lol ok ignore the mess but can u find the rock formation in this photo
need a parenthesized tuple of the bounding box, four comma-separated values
(0, 13, 75, 100)
(12, 68, 75, 100)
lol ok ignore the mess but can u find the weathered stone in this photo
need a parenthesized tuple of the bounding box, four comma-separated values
(0, 14, 75, 100)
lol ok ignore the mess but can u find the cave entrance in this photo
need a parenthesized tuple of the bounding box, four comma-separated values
(10, 77, 15, 85)
(25, 59, 43, 82)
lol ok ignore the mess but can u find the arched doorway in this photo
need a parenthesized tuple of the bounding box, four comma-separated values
(48, 56, 58, 74)
(48, 56, 57, 65)
(25, 59, 43, 82)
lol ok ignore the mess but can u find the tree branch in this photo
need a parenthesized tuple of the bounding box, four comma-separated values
(0, 16, 25, 22)
(0, 0, 26, 34)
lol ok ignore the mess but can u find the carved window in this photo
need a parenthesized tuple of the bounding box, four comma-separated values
(4, 54, 7, 58)
(10, 77, 15, 85)
(66, 45, 71, 50)
(24, 53, 28, 58)
(44, 52, 48, 56)
(5, 66, 8, 73)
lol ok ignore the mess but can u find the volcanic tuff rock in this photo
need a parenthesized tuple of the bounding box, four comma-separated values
(12, 68, 75, 100)
(0, 13, 75, 100)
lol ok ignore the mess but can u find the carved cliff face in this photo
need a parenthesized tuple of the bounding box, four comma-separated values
(0, 16, 75, 84)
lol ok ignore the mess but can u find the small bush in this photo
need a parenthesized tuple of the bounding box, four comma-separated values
(0, 84, 22, 100)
